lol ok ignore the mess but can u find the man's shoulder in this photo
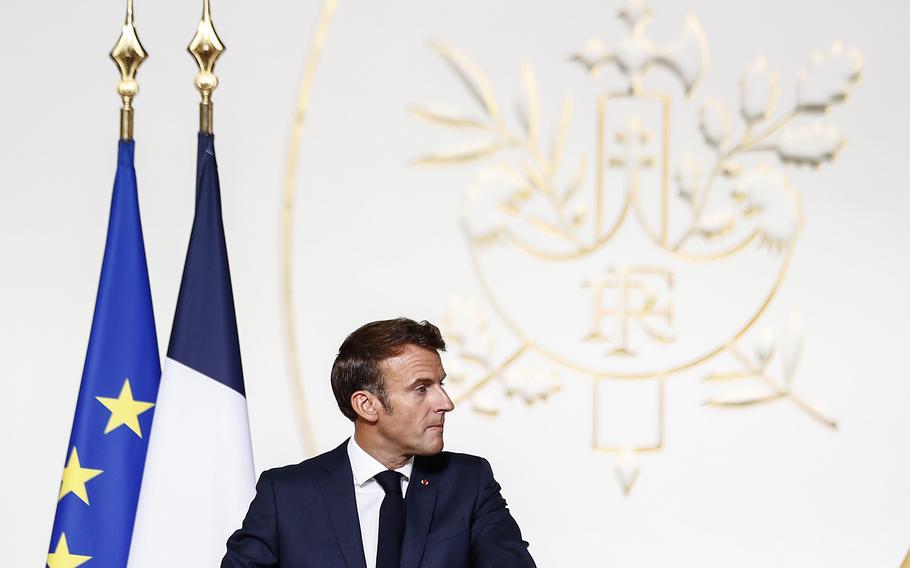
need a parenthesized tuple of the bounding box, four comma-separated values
(417, 449, 493, 477)
(258, 441, 348, 485)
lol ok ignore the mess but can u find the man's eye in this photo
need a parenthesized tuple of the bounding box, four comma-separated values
(416, 386, 428, 393)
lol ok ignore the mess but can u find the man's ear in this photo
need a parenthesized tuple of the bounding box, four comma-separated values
(351, 390, 380, 423)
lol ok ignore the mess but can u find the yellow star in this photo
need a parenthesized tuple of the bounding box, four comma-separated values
(96, 378, 155, 437)
(58, 447, 103, 505)
(47, 533, 91, 568)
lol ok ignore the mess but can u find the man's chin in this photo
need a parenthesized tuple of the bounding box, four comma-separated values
(415, 437, 445, 456)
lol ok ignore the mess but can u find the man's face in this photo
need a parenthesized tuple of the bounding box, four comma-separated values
(375, 344, 454, 456)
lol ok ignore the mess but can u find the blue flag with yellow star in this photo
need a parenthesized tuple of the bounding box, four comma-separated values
(47, 140, 160, 568)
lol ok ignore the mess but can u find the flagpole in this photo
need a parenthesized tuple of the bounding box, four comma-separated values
(47, 3, 160, 565)
(110, 0, 147, 141)
(188, 0, 225, 134)
(128, 5, 255, 564)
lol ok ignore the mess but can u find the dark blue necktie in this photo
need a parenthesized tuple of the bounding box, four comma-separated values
(374, 470, 406, 568)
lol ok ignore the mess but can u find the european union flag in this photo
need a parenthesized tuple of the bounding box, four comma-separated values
(47, 140, 160, 568)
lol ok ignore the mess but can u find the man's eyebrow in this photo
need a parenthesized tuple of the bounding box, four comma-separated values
(407, 375, 445, 387)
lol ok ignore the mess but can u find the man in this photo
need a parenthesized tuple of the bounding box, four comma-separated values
(222, 318, 535, 567)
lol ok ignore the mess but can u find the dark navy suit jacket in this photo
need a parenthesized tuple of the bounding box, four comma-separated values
(221, 440, 535, 568)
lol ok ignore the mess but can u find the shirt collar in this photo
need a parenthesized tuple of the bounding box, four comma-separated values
(347, 436, 414, 487)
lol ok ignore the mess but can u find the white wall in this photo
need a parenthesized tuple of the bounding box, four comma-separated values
(2, 1, 909, 566)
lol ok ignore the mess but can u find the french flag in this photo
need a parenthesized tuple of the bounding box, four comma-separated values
(128, 133, 255, 566)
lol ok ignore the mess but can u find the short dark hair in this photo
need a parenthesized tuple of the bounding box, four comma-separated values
(331, 318, 447, 421)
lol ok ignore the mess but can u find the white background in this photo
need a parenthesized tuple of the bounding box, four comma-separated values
(1, 1, 908, 566)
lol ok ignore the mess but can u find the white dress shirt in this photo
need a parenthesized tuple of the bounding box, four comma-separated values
(347, 437, 413, 568)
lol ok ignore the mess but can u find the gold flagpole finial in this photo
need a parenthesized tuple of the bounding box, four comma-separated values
(188, 0, 225, 134)
(110, 0, 148, 141)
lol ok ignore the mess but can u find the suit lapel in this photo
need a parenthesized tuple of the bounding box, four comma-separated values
(318, 440, 367, 568)
(400, 455, 441, 568)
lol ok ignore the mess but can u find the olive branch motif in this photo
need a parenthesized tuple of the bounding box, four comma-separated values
(671, 42, 863, 254)
(412, 43, 590, 253)
(705, 311, 836, 429)
(441, 297, 558, 415)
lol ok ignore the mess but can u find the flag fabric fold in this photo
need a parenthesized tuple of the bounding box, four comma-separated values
(128, 133, 255, 567)
(48, 140, 161, 568)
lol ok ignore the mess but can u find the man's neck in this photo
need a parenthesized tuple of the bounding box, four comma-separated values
(353, 429, 413, 470)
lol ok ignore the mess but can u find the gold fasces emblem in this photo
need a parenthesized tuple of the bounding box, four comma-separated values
(414, 0, 859, 492)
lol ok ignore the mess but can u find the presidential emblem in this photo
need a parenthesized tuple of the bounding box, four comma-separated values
(411, 0, 861, 493)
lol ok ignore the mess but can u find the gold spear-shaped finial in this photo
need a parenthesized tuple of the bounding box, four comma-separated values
(110, 0, 148, 140)
(188, 0, 225, 134)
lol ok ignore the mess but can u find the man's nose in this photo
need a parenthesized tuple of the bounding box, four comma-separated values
(435, 387, 455, 413)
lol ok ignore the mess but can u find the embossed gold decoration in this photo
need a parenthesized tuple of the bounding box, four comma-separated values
(413, 0, 860, 492)
(188, 0, 225, 134)
(278, 0, 862, 484)
(110, 0, 147, 141)
(280, 0, 338, 456)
